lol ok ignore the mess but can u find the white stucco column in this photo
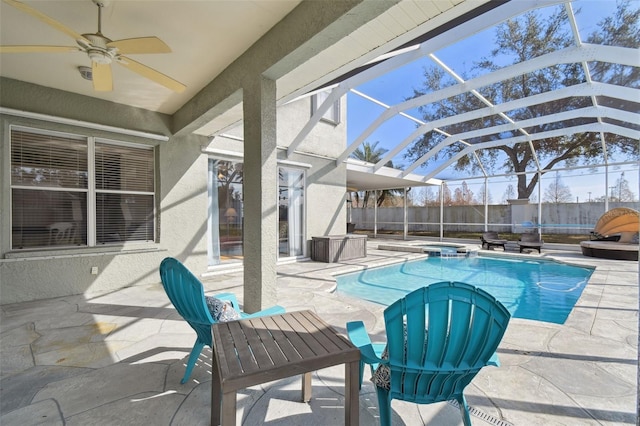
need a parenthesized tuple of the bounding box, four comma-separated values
(242, 76, 278, 313)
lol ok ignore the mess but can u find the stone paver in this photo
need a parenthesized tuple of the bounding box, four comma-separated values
(0, 238, 637, 425)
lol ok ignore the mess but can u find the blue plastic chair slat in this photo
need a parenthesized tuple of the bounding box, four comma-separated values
(447, 299, 473, 368)
(347, 281, 511, 426)
(159, 257, 285, 383)
(425, 296, 449, 368)
(405, 293, 426, 369)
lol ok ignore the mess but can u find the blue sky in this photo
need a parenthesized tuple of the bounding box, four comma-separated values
(345, 0, 638, 203)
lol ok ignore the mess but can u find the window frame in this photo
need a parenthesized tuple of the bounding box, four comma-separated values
(277, 165, 307, 260)
(207, 156, 245, 267)
(93, 138, 156, 246)
(311, 91, 341, 125)
(9, 125, 157, 251)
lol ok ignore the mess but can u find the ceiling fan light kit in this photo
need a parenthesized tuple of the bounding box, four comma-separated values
(78, 66, 92, 81)
(87, 49, 112, 65)
(1, 0, 185, 93)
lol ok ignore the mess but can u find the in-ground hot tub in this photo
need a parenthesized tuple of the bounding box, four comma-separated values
(378, 242, 478, 257)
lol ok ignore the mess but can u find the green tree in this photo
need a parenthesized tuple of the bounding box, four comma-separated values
(350, 141, 402, 207)
(406, 2, 639, 199)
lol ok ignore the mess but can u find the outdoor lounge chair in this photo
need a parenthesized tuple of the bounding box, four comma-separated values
(518, 231, 544, 253)
(580, 207, 639, 261)
(347, 282, 511, 426)
(480, 231, 508, 250)
(159, 257, 285, 383)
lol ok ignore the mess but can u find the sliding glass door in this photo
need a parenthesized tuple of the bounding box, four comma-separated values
(278, 167, 304, 258)
(208, 159, 305, 265)
(208, 159, 244, 265)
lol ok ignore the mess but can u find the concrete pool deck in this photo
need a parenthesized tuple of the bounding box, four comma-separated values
(1, 238, 638, 425)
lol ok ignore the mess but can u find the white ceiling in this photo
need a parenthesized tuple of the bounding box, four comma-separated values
(1, 0, 488, 137)
(192, 0, 489, 136)
(0, 0, 301, 115)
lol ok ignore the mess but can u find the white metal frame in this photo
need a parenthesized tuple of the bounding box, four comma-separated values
(284, 1, 638, 192)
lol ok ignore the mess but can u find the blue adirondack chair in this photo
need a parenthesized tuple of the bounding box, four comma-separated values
(347, 281, 511, 426)
(159, 257, 285, 383)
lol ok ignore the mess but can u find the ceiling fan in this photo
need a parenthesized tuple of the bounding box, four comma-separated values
(0, 0, 186, 93)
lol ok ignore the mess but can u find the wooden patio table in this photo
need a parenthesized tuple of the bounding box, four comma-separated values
(211, 309, 360, 425)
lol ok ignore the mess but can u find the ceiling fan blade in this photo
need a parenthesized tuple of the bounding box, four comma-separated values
(117, 55, 185, 93)
(0, 45, 78, 53)
(3, 0, 89, 43)
(92, 62, 113, 92)
(107, 37, 171, 55)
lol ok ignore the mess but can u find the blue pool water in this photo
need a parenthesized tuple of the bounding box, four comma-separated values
(336, 256, 594, 324)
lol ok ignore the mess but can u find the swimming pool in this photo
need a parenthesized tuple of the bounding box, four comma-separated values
(336, 255, 594, 324)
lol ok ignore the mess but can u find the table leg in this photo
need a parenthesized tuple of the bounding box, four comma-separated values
(302, 372, 312, 402)
(345, 361, 360, 425)
(221, 391, 237, 426)
(211, 358, 222, 425)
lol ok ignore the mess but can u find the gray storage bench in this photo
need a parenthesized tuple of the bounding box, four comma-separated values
(311, 234, 367, 263)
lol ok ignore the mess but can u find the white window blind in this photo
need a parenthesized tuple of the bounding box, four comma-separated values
(10, 128, 155, 249)
(11, 129, 88, 248)
(11, 129, 88, 189)
(95, 142, 155, 244)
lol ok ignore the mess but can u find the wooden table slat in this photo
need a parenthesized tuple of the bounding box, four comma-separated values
(241, 319, 276, 370)
(214, 322, 243, 378)
(292, 312, 343, 354)
(284, 313, 328, 356)
(250, 318, 290, 366)
(258, 315, 303, 363)
(228, 321, 260, 375)
(299, 311, 358, 357)
(271, 314, 317, 359)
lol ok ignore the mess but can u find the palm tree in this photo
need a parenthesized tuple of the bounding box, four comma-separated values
(350, 141, 402, 207)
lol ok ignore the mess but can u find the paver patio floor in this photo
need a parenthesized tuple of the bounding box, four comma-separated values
(1, 238, 637, 425)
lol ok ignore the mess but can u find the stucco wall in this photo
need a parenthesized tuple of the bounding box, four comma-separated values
(206, 94, 348, 256)
(0, 109, 210, 303)
(1, 85, 348, 303)
(279, 95, 348, 241)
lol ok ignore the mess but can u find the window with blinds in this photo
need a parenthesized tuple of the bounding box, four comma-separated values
(11, 129, 88, 248)
(10, 127, 155, 249)
(95, 142, 155, 244)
